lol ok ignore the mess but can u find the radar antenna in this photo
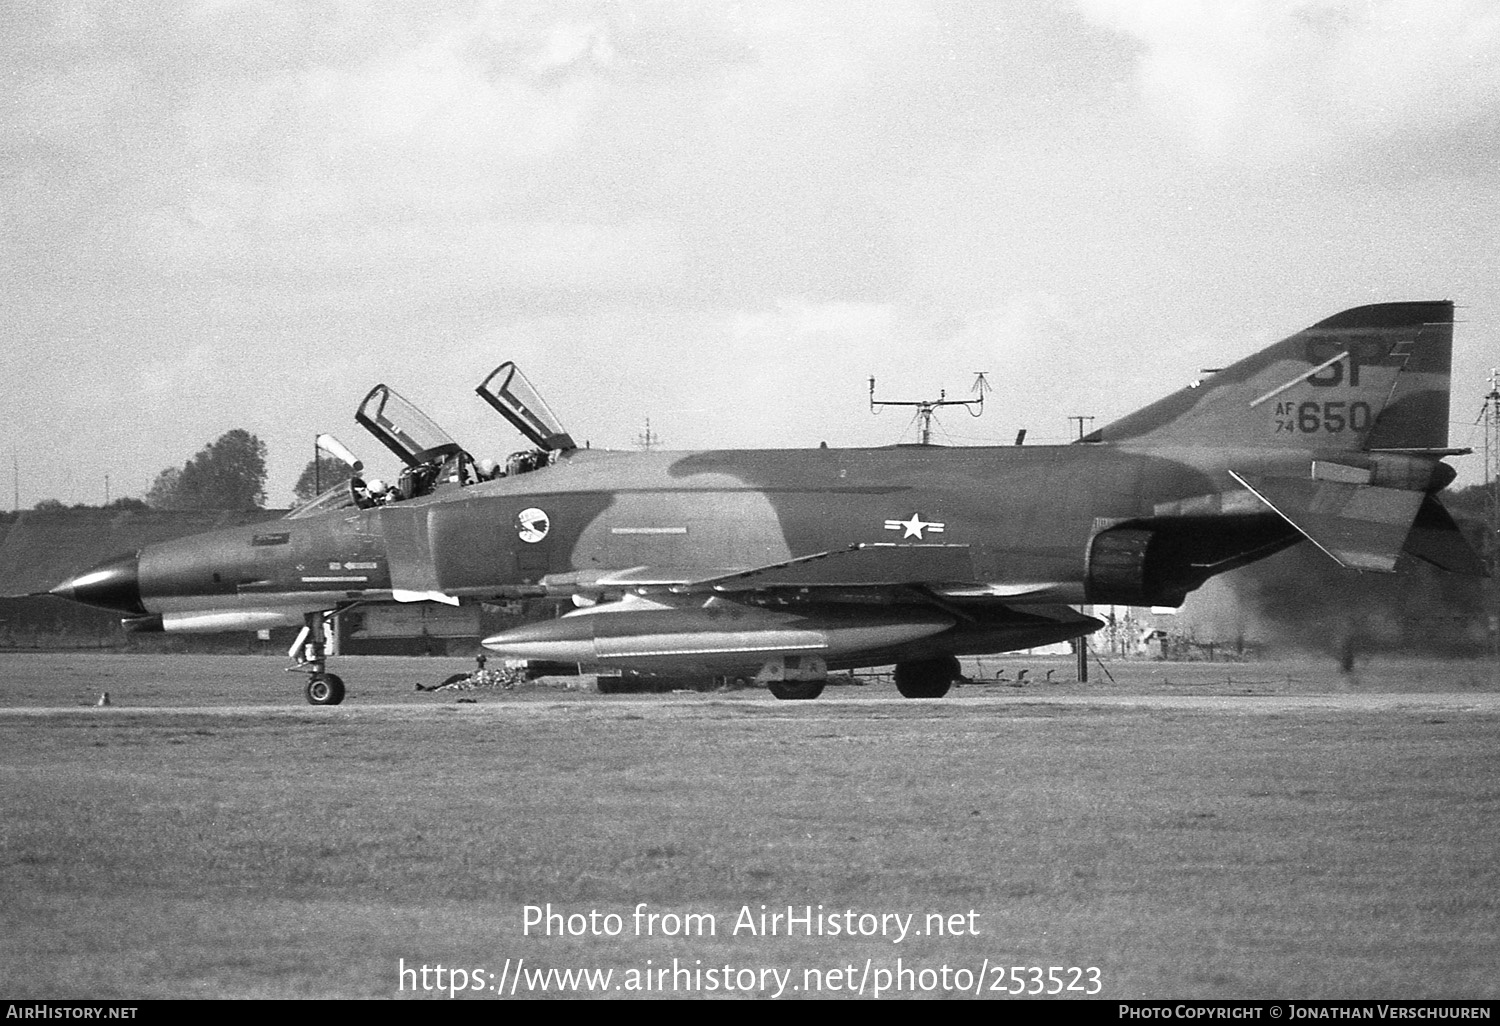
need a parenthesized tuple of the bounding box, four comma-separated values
(869, 372, 988, 445)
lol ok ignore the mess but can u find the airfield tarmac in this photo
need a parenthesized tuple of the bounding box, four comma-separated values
(2, 652, 1498, 999)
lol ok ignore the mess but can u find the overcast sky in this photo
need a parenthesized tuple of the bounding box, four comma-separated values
(5, 0, 1499, 508)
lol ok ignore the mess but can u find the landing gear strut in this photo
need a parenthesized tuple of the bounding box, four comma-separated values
(289, 610, 346, 706)
(894, 655, 959, 698)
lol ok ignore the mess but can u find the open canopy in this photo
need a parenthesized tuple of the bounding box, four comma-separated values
(355, 384, 464, 467)
(475, 362, 575, 452)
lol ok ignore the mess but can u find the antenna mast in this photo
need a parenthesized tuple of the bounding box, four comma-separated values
(869, 372, 989, 445)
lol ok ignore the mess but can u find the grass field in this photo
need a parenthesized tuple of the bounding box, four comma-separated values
(2, 653, 1498, 999)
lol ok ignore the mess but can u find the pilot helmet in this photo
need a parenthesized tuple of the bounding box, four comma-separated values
(478, 458, 498, 478)
(366, 478, 387, 495)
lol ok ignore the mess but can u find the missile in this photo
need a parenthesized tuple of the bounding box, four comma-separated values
(482, 594, 954, 666)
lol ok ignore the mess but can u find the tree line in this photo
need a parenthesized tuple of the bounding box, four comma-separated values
(31, 430, 351, 512)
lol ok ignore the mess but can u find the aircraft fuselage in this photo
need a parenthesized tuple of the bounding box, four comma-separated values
(80, 440, 1444, 626)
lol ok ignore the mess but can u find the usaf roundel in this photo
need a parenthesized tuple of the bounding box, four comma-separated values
(516, 507, 550, 544)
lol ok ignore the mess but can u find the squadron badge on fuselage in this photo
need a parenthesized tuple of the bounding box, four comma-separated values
(517, 507, 550, 544)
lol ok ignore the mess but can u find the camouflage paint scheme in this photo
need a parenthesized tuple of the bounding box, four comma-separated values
(49, 301, 1483, 702)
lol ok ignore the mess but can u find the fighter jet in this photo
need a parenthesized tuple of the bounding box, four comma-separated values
(48, 301, 1485, 704)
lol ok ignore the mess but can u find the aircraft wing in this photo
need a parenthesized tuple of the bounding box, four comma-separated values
(689, 543, 975, 592)
(539, 543, 977, 595)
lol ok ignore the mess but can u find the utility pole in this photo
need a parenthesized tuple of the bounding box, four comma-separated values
(1068, 413, 1097, 681)
(635, 418, 660, 452)
(869, 372, 989, 445)
(1482, 369, 1500, 669)
(1484, 369, 1500, 541)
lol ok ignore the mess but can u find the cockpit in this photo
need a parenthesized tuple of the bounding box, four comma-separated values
(354, 384, 477, 503)
(475, 362, 575, 452)
(476, 361, 576, 480)
(285, 362, 574, 520)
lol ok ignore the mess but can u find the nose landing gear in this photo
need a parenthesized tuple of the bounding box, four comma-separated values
(288, 610, 347, 705)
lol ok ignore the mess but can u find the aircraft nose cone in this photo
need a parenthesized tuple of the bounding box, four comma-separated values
(50, 551, 146, 615)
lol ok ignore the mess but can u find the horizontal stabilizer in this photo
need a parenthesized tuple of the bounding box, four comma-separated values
(700, 543, 975, 592)
(1402, 495, 1489, 576)
(1230, 471, 1424, 572)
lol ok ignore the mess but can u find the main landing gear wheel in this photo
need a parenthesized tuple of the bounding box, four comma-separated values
(894, 656, 959, 699)
(305, 673, 346, 706)
(767, 680, 825, 701)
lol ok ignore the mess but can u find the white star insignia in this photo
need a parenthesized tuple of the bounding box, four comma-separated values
(883, 514, 946, 540)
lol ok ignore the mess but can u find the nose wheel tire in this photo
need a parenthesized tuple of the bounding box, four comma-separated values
(306, 673, 346, 706)
(767, 680, 825, 700)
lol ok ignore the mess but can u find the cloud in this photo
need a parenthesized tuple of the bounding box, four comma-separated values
(4, 3, 624, 279)
(9, 1, 1495, 508)
(1074, 0, 1500, 169)
(2, 0, 950, 308)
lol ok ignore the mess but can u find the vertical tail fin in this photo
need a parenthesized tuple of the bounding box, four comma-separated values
(1088, 301, 1454, 450)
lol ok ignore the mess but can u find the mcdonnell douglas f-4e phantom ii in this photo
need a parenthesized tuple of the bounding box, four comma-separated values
(48, 301, 1486, 704)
